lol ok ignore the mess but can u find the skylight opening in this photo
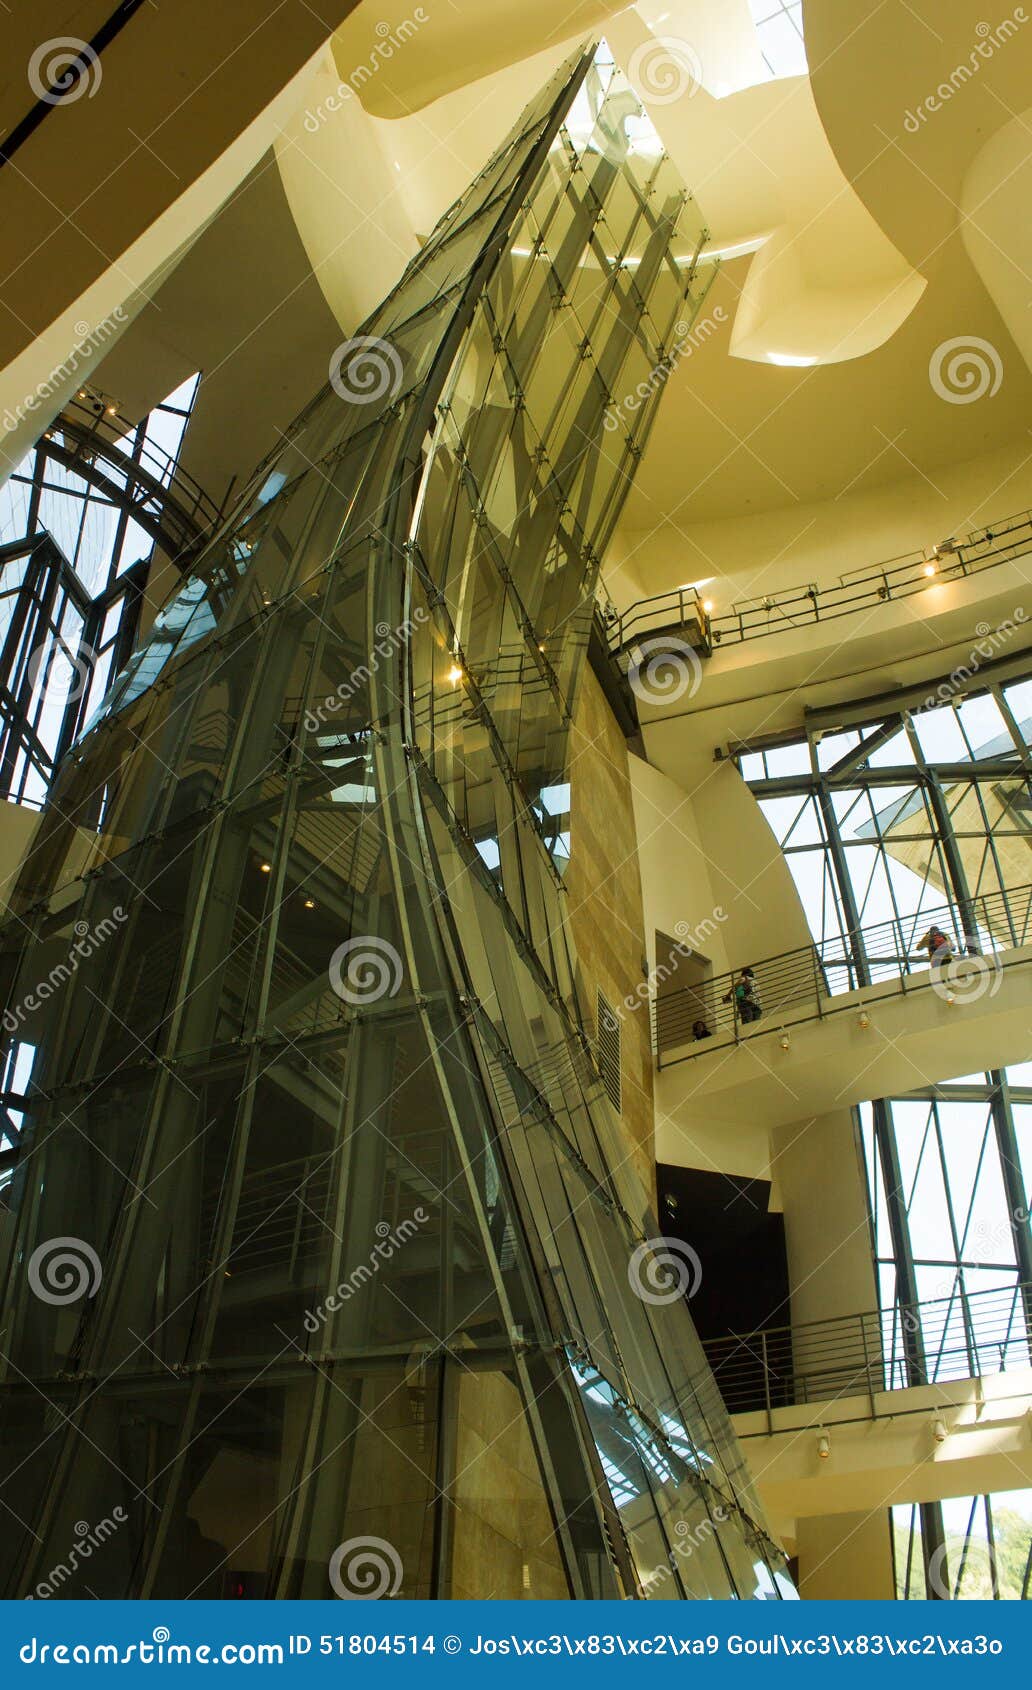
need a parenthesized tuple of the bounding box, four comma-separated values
(748, 0, 809, 81)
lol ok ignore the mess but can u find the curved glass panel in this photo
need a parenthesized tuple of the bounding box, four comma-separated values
(0, 47, 788, 1601)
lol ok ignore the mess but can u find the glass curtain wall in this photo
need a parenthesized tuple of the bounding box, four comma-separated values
(0, 48, 791, 1601)
(741, 673, 1032, 1597)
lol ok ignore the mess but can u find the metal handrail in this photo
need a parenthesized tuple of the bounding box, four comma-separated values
(41, 395, 221, 564)
(655, 881, 1032, 1062)
(703, 1281, 1032, 1416)
(602, 506, 1032, 658)
(59, 393, 217, 520)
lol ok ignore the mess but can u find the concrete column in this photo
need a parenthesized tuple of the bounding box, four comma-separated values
(796, 1510, 894, 1599)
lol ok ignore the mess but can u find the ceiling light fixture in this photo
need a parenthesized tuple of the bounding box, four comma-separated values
(260, 862, 272, 874)
(447, 665, 464, 685)
(932, 1417, 948, 1445)
(816, 1430, 830, 1461)
(923, 561, 937, 578)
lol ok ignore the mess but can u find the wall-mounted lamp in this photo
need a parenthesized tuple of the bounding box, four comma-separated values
(816, 1430, 831, 1461)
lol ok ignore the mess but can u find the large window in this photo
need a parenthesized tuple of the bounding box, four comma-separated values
(893, 1491, 1032, 1600)
(741, 680, 1032, 954)
(0, 374, 200, 805)
(741, 673, 1032, 1597)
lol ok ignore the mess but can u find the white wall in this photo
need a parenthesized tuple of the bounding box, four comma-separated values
(771, 1109, 878, 1325)
(630, 750, 814, 1181)
(796, 1512, 894, 1600)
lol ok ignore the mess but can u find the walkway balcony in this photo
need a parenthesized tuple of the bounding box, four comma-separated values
(654, 884, 1032, 1128)
(705, 1283, 1032, 1533)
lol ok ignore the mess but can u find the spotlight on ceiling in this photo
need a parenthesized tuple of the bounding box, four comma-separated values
(932, 1417, 948, 1445)
(817, 1430, 831, 1461)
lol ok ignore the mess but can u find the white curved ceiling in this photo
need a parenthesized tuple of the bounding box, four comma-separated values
(104, 0, 1032, 554)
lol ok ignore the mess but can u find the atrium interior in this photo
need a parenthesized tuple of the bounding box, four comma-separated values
(0, 0, 1031, 1602)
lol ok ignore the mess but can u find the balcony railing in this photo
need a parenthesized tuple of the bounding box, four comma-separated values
(42, 394, 222, 565)
(655, 881, 1032, 1064)
(703, 1281, 1032, 1419)
(600, 505, 1032, 661)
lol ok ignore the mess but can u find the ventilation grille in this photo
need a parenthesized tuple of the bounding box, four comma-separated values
(596, 988, 622, 1114)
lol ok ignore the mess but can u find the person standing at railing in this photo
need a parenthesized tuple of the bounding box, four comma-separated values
(915, 924, 955, 966)
(724, 966, 762, 1024)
